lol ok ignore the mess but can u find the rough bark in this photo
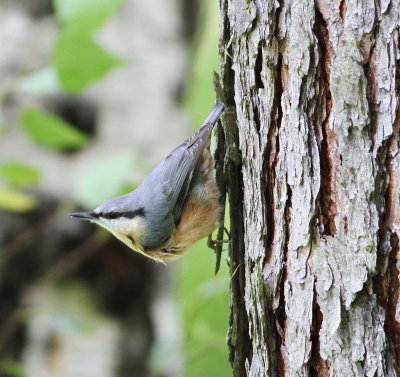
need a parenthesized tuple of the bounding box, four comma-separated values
(218, 0, 400, 376)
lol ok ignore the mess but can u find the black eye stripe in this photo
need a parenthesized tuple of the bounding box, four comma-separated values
(95, 208, 145, 219)
(120, 208, 145, 218)
(106, 211, 119, 219)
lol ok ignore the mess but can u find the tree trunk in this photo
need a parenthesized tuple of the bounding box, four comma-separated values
(218, 0, 400, 376)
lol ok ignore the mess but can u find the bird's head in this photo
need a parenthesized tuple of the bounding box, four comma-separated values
(70, 194, 149, 258)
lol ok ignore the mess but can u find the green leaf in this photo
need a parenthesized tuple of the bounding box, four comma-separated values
(0, 162, 41, 187)
(0, 188, 37, 212)
(74, 151, 135, 209)
(53, 27, 124, 93)
(54, 0, 125, 31)
(20, 107, 88, 150)
(18, 67, 61, 95)
(0, 359, 27, 377)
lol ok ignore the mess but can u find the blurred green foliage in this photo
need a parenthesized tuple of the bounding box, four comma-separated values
(53, 28, 123, 92)
(54, 0, 124, 30)
(0, 359, 28, 377)
(21, 108, 88, 150)
(0, 162, 41, 187)
(0, 188, 37, 212)
(0, 0, 125, 212)
(53, 0, 124, 92)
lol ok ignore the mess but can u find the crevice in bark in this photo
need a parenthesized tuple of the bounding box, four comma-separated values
(252, 41, 265, 133)
(375, 231, 400, 371)
(225, 111, 252, 376)
(226, 139, 252, 377)
(274, 313, 286, 377)
(259, 49, 284, 375)
(220, 6, 235, 105)
(264, 52, 283, 264)
(254, 41, 265, 89)
(314, 4, 336, 236)
(386, 233, 400, 365)
(309, 282, 330, 376)
(360, 23, 379, 147)
(318, 112, 336, 237)
(274, 184, 292, 377)
(382, 153, 400, 366)
(374, 60, 400, 375)
(375, 61, 400, 371)
(253, 102, 261, 133)
(339, 0, 347, 22)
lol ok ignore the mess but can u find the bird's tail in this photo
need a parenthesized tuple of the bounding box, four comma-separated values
(202, 102, 225, 126)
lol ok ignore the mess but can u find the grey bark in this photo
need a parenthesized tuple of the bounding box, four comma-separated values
(218, 0, 400, 376)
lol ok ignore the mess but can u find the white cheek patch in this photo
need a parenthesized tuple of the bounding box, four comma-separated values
(92, 217, 148, 258)
(109, 218, 134, 234)
(96, 217, 144, 243)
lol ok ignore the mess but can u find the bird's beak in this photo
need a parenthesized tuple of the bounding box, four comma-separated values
(69, 211, 95, 220)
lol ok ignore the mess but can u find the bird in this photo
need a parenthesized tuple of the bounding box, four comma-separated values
(70, 102, 225, 263)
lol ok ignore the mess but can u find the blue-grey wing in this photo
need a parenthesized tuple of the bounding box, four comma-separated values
(139, 134, 210, 250)
(140, 103, 224, 249)
(163, 102, 224, 223)
(170, 125, 211, 213)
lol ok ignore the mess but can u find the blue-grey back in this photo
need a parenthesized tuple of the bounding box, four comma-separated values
(138, 102, 224, 249)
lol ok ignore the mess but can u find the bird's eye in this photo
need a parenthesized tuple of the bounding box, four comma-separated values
(105, 211, 119, 219)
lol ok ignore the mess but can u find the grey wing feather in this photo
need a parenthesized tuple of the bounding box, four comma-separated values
(164, 102, 224, 223)
(140, 102, 224, 248)
(166, 123, 214, 223)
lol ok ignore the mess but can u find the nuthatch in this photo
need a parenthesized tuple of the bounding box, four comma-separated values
(70, 103, 224, 262)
